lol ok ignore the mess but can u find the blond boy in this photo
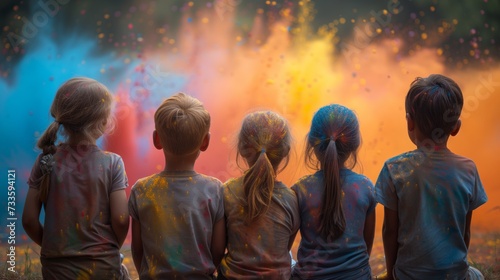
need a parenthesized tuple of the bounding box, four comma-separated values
(129, 93, 226, 279)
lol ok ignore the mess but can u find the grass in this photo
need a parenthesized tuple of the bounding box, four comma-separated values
(2, 232, 499, 280)
(1, 246, 42, 280)
(468, 232, 500, 280)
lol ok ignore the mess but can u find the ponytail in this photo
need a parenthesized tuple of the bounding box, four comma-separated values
(319, 139, 345, 241)
(36, 121, 59, 203)
(243, 150, 275, 223)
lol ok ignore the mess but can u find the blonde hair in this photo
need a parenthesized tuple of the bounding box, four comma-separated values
(237, 111, 291, 223)
(37, 77, 114, 203)
(154, 93, 211, 155)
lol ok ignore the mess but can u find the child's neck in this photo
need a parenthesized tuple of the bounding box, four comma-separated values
(162, 151, 198, 172)
(414, 137, 449, 151)
(67, 136, 97, 146)
(412, 128, 450, 151)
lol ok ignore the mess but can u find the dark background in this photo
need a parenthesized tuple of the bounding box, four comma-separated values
(1, 0, 499, 82)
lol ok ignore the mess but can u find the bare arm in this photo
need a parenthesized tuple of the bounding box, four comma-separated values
(131, 218, 143, 272)
(464, 210, 473, 249)
(22, 188, 43, 246)
(382, 207, 399, 280)
(364, 210, 376, 256)
(110, 189, 129, 246)
(210, 218, 226, 268)
(288, 230, 299, 251)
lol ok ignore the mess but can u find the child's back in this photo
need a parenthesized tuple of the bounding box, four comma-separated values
(376, 74, 487, 280)
(129, 171, 223, 278)
(29, 144, 127, 278)
(129, 93, 225, 279)
(221, 177, 298, 279)
(292, 169, 375, 279)
(291, 104, 376, 280)
(23, 78, 129, 279)
(218, 111, 299, 280)
(377, 148, 486, 279)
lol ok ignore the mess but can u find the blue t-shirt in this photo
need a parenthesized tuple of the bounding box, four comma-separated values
(291, 169, 376, 280)
(376, 148, 488, 280)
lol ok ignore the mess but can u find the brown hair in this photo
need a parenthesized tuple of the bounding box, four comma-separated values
(154, 93, 211, 155)
(405, 74, 463, 143)
(37, 77, 114, 202)
(306, 104, 360, 241)
(237, 111, 291, 223)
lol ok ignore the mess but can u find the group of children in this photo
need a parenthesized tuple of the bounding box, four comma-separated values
(23, 74, 487, 280)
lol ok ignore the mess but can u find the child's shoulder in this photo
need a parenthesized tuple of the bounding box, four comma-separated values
(385, 149, 477, 168)
(290, 172, 321, 193)
(72, 146, 126, 166)
(274, 181, 295, 195)
(342, 169, 374, 186)
(194, 172, 224, 187)
(385, 150, 422, 164)
(294, 172, 319, 185)
(131, 173, 162, 190)
(223, 176, 242, 187)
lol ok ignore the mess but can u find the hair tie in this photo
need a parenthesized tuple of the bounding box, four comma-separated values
(260, 148, 266, 154)
(40, 154, 55, 175)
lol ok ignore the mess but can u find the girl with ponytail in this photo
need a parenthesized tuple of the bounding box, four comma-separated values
(218, 111, 299, 280)
(22, 77, 130, 279)
(291, 104, 376, 280)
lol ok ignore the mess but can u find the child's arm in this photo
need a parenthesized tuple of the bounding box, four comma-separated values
(382, 207, 399, 279)
(288, 231, 299, 251)
(22, 189, 43, 246)
(110, 189, 129, 246)
(364, 210, 376, 256)
(464, 210, 473, 249)
(210, 218, 226, 268)
(131, 218, 143, 272)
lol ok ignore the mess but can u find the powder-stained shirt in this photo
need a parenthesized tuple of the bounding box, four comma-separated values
(376, 148, 488, 280)
(219, 177, 300, 280)
(28, 144, 128, 279)
(128, 170, 224, 280)
(291, 169, 376, 280)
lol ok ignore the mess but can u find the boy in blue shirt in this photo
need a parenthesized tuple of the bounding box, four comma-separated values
(376, 74, 487, 280)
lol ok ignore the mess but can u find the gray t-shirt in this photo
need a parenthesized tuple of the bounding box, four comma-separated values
(28, 144, 128, 279)
(219, 177, 300, 280)
(376, 148, 488, 280)
(128, 170, 224, 280)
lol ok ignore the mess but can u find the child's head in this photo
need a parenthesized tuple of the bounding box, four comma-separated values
(38, 77, 114, 154)
(36, 77, 113, 203)
(305, 104, 361, 241)
(405, 74, 463, 144)
(237, 111, 291, 223)
(154, 93, 210, 156)
(306, 104, 360, 169)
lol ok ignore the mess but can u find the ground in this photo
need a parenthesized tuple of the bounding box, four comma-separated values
(1, 232, 499, 279)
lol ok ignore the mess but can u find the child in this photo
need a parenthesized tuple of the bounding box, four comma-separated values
(291, 104, 376, 279)
(22, 77, 130, 279)
(128, 93, 226, 279)
(218, 111, 300, 280)
(376, 74, 488, 280)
